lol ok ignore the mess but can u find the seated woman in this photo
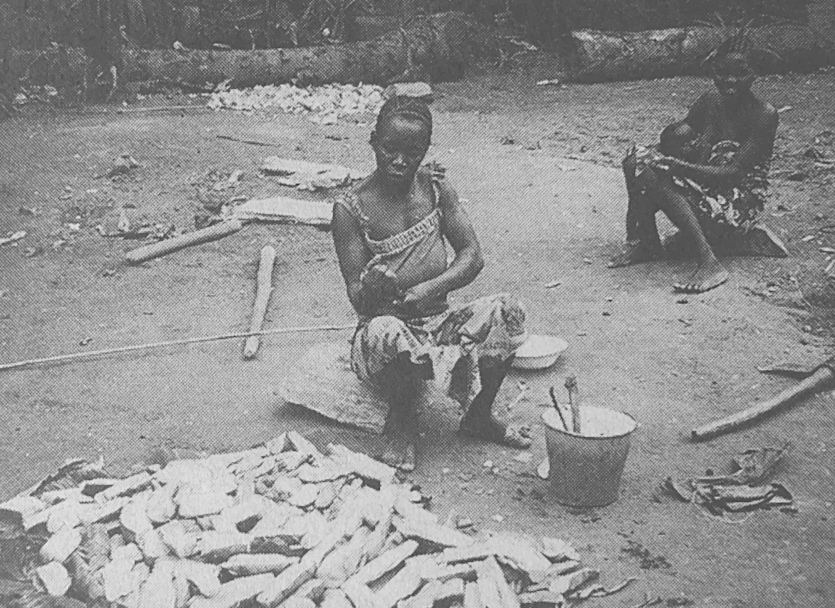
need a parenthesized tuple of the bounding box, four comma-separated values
(610, 31, 787, 293)
(332, 94, 531, 472)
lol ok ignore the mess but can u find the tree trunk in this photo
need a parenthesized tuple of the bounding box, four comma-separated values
(12, 12, 501, 89)
(565, 24, 834, 83)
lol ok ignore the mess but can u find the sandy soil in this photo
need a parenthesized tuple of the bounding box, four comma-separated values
(1, 69, 835, 607)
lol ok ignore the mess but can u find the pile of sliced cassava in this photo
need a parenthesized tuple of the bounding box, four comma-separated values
(0, 432, 605, 608)
(207, 84, 385, 125)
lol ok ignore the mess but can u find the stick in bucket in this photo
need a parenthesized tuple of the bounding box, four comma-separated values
(565, 376, 581, 434)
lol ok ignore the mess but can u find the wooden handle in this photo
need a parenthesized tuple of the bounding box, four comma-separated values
(691, 366, 835, 441)
(125, 219, 244, 265)
(243, 245, 277, 360)
(564, 376, 581, 434)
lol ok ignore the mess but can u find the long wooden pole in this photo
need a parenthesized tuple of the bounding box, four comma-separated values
(691, 366, 835, 441)
(125, 219, 244, 265)
(0, 323, 355, 373)
(243, 245, 277, 360)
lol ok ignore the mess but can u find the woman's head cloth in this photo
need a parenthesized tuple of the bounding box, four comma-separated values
(375, 83, 433, 137)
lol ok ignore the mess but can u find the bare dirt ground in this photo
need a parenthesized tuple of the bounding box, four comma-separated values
(2, 67, 835, 607)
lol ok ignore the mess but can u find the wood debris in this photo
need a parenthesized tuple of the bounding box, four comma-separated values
(4, 431, 618, 607)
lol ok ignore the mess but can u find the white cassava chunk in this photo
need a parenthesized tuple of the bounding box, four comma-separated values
(36, 562, 71, 596)
(174, 559, 221, 598)
(159, 520, 199, 558)
(137, 527, 170, 561)
(189, 573, 274, 608)
(113, 542, 143, 563)
(101, 472, 153, 502)
(40, 526, 82, 563)
(176, 485, 233, 518)
(222, 554, 297, 576)
(104, 558, 135, 602)
(120, 494, 153, 539)
(146, 485, 178, 524)
(197, 531, 251, 561)
(138, 559, 177, 608)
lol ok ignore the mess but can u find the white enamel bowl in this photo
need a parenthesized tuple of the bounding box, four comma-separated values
(512, 334, 569, 370)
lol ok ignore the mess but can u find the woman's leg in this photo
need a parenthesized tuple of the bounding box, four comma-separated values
(459, 354, 531, 448)
(442, 295, 532, 448)
(372, 353, 425, 472)
(637, 168, 729, 293)
(610, 155, 663, 268)
(355, 316, 432, 472)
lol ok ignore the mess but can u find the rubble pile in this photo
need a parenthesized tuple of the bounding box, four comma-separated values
(0, 431, 611, 608)
(207, 84, 385, 125)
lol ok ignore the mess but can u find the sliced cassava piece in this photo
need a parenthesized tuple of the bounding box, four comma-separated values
(343, 580, 383, 608)
(316, 526, 371, 586)
(99, 472, 153, 502)
(137, 527, 170, 561)
(540, 538, 580, 563)
(486, 533, 551, 577)
(421, 561, 479, 584)
(438, 578, 466, 603)
(348, 539, 419, 586)
(40, 526, 82, 563)
(287, 431, 324, 460)
(478, 557, 520, 608)
(255, 561, 315, 607)
(376, 556, 432, 608)
(146, 484, 178, 524)
(320, 588, 354, 608)
(288, 577, 327, 603)
(176, 485, 234, 518)
(394, 516, 472, 549)
(221, 553, 297, 576)
(517, 590, 566, 606)
(403, 580, 443, 608)
(103, 558, 135, 602)
(159, 520, 199, 558)
(174, 559, 221, 597)
(464, 582, 482, 608)
(113, 542, 143, 564)
(120, 493, 153, 539)
(189, 573, 274, 608)
(265, 432, 289, 455)
(197, 531, 252, 561)
(328, 444, 396, 486)
(138, 559, 177, 608)
(37, 561, 72, 596)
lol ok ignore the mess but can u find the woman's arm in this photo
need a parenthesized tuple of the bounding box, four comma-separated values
(662, 105, 778, 187)
(332, 201, 378, 316)
(401, 180, 484, 309)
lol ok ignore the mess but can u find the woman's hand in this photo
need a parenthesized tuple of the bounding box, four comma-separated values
(401, 282, 442, 317)
(361, 264, 401, 306)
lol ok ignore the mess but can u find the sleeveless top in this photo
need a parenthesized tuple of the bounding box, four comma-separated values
(334, 167, 450, 319)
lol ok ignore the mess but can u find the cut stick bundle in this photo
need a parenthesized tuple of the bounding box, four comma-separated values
(243, 245, 277, 360)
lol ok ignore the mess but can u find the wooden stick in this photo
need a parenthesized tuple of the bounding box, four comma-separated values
(116, 105, 209, 114)
(216, 134, 283, 148)
(691, 366, 835, 441)
(0, 323, 355, 373)
(565, 376, 581, 434)
(125, 219, 244, 265)
(548, 386, 568, 431)
(243, 245, 277, 360)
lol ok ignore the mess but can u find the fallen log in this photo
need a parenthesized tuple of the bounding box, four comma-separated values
(12, 12, 501, 89)
(565, 24, 834, 83)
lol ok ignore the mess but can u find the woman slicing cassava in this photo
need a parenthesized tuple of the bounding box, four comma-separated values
(332, 92, 531, 472)
(610, 30, 788, 293)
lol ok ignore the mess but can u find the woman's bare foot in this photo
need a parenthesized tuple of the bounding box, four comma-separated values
(609, 241, 661, 268)
(459, 414, 532, 449)
(378, 402, 418, 472)
(673, 261, 729, 293)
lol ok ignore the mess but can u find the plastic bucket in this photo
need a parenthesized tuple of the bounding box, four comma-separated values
(542, 406, 637, 507)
